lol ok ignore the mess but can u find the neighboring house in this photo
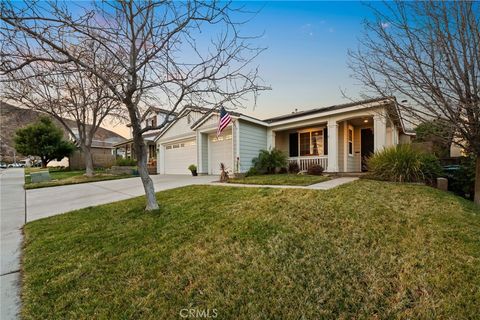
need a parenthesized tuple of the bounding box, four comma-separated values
(113, 106, 179, 173)
(0, 101, 126, 167)
(49, 126, 127, 169)
(154, 97, 412, 175)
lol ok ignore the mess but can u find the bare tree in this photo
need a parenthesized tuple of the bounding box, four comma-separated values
(0, 1, 267, 210)
(2, 42, 123, 176)
(349, 1, 480, 205)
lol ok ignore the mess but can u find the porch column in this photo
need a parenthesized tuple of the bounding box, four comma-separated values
(392, 126, 399, 146)
(266, 128, 276, 150)
(158, 144, 165, 174)
(327, 119, 339, 172)
(373, 114, 387, 152)
(197, 131, 203, 174)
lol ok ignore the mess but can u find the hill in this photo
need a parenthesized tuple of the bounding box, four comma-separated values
(0, 101, 126, 163)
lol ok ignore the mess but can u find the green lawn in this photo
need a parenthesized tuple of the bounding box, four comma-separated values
(24, 168, 134, 189)
(228, 173, 330, 186)
(22, 180, 480, 319)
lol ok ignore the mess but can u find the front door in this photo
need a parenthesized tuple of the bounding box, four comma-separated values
(361, 128, 374, 172)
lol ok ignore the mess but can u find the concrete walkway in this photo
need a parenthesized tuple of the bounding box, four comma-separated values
(210, 177, 358, 190)
(27, 175, 216, 222)
(1, 169, 25, 320)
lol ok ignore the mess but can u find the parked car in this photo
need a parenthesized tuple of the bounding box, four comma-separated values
(7, 163, 25, 168)
(0, 162, 7, 169)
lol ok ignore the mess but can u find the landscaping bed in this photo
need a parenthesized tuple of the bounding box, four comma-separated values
(22, 180, 480, 319)
(24, 168, 135, 189)
(228, 173, 330, 186)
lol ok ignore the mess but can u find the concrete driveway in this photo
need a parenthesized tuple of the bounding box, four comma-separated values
(26, 175, 216, 222)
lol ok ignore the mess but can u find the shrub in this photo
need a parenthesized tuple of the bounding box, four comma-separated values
(307, 164, 324, 175)
(188, 164, 197, 172)
(444, 156, 475, 200)
(288, 161, 300, 174)
(115, 158, 137, 166)
(367, 144, 442, 183)
(419, 153, 444, 185)
(251, 148, 287, 174)
(246, 167, 259, 177)
(278, 167, 288, 174)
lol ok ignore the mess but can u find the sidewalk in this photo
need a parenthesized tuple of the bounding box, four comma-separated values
(210, 177, 358, 190)
(0, 169, 25, 320)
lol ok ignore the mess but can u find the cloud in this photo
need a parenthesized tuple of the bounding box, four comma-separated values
(328, 27, 335, 33)
(381, 22, 390, 29)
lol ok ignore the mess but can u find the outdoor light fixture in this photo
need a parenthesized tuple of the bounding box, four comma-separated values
(363, 119, 369, 123)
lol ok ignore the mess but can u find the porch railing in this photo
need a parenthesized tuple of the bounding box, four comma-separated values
(288, 156, 328, 171)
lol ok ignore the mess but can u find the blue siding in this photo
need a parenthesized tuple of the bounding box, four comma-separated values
(239, 120, 267, 172)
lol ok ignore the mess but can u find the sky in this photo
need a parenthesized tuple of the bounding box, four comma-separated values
(104, 1, 381, 137)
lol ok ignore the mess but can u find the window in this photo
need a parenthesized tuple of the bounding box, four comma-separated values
(299, 132, 310, 156)
(311, 131, 323, 155)
(299, 130, 324, 156)
(348, 127, 354, 156)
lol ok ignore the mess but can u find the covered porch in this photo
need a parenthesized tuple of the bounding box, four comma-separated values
(269, 112, 398, 173)
(113, 134, 158, 174)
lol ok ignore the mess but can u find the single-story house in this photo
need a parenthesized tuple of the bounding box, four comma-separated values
(155, 97, 413, 175)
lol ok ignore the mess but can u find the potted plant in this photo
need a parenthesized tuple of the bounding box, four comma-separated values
(188, 164, 198, 176)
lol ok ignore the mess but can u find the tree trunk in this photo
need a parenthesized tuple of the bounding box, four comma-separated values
(132, 126, 159, 211)
(82, 146, 95, 177)
(475, 155, 480, 206)
(41, 157, 48, 168)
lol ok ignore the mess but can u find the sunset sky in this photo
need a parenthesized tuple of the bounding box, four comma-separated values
(104, 1, 382, 138)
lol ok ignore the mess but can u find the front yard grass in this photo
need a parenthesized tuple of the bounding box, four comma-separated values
(22, 180, 480, 319)
(228, 173, 330, 186)
(24, 167, 135, 189)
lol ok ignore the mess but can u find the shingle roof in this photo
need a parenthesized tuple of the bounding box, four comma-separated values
(263, 97, 393, 123)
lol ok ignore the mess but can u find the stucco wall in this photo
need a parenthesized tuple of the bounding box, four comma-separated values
(274, 131, 289, 155)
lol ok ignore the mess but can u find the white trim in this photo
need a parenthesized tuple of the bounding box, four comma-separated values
(207, 137, 212, 174)
(268, 100, 390, 128)
(348, 124, 354, 157)
(191, 112, 268, 131)
(158, 133, 196, 144)
(235, 121, 240, 172)
(238, 115, 269, 127)
(327, 120, 339, 172)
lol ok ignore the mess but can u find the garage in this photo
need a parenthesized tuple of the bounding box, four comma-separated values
(163, 139, 197, 174)
(209, 130, 233, 174)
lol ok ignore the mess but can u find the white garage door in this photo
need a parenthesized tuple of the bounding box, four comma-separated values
(209, 131, 233, 175)
(163, 139, 196, 174)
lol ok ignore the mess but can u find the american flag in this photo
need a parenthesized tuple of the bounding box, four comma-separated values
(216, 106, 232, 137)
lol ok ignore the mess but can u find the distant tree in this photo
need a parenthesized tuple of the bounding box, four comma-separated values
(349, 1, 480, 205)
(1, 1, 267, 210)
(414, 120, 454, 158)
(3, 41, 123, 177)
(14, 117, 75, 168)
